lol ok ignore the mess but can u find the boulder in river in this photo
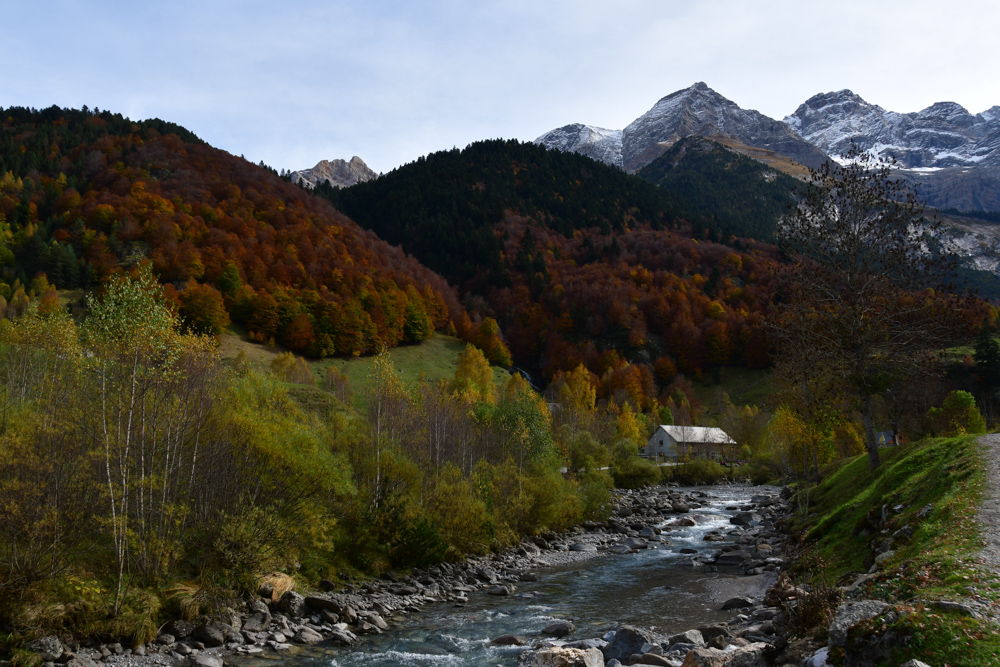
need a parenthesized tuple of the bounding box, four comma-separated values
(667, 629, 704, 646)
(293, 627, 324, 644)
(602, 625, 657, 663)
(730, 512, 760, 527)
(721, 596, 754, 610)
(277, 590, 307, 617)
(521, 647, 604, 667)
(491, 634, 526, 646)
(679, 641, 769, 666)
(543, 620, 577, 637)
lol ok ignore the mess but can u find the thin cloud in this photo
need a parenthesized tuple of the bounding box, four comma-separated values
(2, 0, 997, 173)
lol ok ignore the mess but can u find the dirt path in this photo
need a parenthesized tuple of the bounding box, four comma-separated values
(976, 433, 1000, 573)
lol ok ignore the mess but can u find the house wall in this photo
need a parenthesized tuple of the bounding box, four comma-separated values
(643, 430, 677, 460)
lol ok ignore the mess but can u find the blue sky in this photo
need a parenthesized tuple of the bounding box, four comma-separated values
(3, 0, 998, 174)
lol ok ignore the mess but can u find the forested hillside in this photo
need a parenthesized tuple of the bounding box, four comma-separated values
(636, 135, 805, 242)
(0, 106, 462, 356)
(322, 140, 780, 404)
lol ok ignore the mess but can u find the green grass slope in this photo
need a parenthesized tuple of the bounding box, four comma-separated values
(789, 436, 1000, 665)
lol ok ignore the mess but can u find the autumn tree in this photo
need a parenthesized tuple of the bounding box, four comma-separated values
(449, 344, 496, 404)
(179, 281, 231, 335)
(771, 145, 975, 470)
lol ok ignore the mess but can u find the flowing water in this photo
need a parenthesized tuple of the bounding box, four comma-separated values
(239, 486, 773, 667)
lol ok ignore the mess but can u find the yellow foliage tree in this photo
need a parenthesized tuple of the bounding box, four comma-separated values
(449, 343, 496, 404)
(557, 364, 596, 418)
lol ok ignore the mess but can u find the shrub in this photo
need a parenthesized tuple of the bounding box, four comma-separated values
(737, 460, 775, 485)
(579, 469, 614, 520)
(612, 456, 662, 489)
(925, 390, 987, 437)
(427, 464, 493, 557)
(667, 458, 728, 485)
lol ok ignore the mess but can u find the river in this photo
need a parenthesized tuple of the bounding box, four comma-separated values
(237, 486, 775, 667)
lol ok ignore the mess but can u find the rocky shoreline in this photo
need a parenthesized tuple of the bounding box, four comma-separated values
(12, 483, 802, 667)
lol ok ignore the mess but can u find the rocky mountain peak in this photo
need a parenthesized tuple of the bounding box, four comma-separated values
(291, 156, 377, 189)
(620, 83, 826, 172)
(533, 123, 623, 169)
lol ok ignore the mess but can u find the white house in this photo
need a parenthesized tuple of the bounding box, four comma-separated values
(641, 425, 737, 461)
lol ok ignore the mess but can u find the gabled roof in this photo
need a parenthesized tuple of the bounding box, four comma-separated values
(654, 425, 736, 445)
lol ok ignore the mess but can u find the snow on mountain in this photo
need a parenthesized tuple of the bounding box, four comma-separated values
(534, 83, 827, 174)
(784, 90, 1000, 169)
(620, 82, 828, 172)
(533, 123, 623, 168)
(291, 156, 377, 189)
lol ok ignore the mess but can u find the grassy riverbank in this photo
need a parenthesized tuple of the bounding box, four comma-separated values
(787, 435, 1000, 665)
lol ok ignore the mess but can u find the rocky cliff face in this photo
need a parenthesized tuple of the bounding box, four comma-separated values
(620, 82, 828, 172)
(291, 156, 377, 189)
(785, 89, 1000, 169)
(535, 83, 828, 173)
(784, 89, 1000, 211)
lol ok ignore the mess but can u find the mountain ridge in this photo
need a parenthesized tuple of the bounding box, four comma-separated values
(291, 156, 378, 189)
(533, 83, 1000, 212)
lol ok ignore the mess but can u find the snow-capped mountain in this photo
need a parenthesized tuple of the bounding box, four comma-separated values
(533, 124, 623, 169)
(535, 82, 827, 173)
(291, 156, 377, 189)
(785, 90, 1000, 169)
(620, 82, 828, 172)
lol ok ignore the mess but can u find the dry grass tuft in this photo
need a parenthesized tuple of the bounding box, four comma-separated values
(257, 572, 295, 602)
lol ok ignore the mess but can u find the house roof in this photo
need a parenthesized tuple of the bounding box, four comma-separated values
(654, 425, 736, 445)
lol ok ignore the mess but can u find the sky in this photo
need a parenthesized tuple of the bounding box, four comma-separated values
(3, 0, 999, 174)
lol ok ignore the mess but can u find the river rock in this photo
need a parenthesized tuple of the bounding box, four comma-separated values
(668, 630, 704, 646)
(304, 595, 339, 611)
(278, 590, 307, 617)
(328, 629, 358, 646)
(570, 542, 598, 552)
(491, 634, 526, 646)
(828, 600, 890, 647)
(609, 544, 634, 554)
(368, 613, 389, 630)
(543, 620, 577, 637)
(185, 655, 224, 667)
(28, 637, 63, 662)
(730, 513, 760, 527)
(633, 654, 673, 666)
(65, 656, 100, 667)
(721, 597, 754, 610)
(622, 538, 648, 550)
(603, 626, 656, 663)
(488, 584, 514, 595)
(521, 647, 604, 667)
(680, 641, 768, 666)
(292, 626, 323, 644)
(242, 612, 270, 633)
(696, 624, 729, 642)
(194, 621, 228, 647)
(672, 502, 691, 513)
(165, 620, 196, 639)
(715, 550, 750, 567)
